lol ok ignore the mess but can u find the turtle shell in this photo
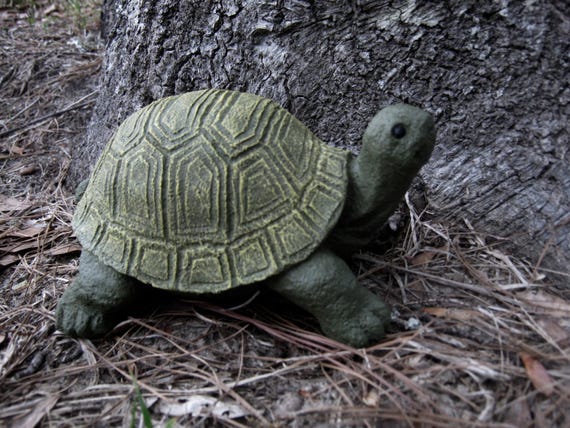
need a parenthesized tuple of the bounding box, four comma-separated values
(73, 89, 349, 293)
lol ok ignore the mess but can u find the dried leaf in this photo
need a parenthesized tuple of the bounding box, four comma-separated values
(0, 195, 32, 211)
(410, 250, 436, 266)
(12, 280, 29, 291)
(520, 352, 554, 396)
(502, 397, 532, 427)
(13, 394, 59, 428)
(423, 307, 446, 317)
(423, 307, 480, 321)
(519, 290, 570, 317)
(0, 254, 19, 267)
(45, 243, 82, 256)
(536, 317, 570, 346)
(0, 227, 72, 254)
(298, 387, 311, 398)
(157, 395, 249, 419)
(0, 240, 41, 253)
(19, 164, 39, 175)
(0, 335, 16, 373)
(43, 3, 58, 16)
(10, 145, 25, 155)
(410, 245, 448, 266)
(9, 225, 46, 238)
(363, 389, 380, 407)
(274, 391, 304, 418)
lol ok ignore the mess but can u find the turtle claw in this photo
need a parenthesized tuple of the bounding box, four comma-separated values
(55, 250, 144, 338)
(319, 298, 390, 348)
(56, 289, 115, 338)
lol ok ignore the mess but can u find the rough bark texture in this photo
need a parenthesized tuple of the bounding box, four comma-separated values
(71, 0, 569, 277)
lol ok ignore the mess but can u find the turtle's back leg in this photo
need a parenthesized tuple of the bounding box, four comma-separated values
(269, 248, 390, 347)
(56, 250, 148, 338)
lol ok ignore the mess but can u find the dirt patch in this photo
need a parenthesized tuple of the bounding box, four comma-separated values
(1, 2, 569, 427)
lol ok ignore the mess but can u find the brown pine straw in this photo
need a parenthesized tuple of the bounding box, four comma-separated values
(1, 2, 569, 426)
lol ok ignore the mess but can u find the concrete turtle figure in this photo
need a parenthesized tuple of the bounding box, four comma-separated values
(56, 89, 435, 347)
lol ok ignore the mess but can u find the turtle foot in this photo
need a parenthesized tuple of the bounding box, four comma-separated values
(270, 248, 391, 348)
(56, 286, 119, 338)
(55, 250, 145, 338)
(318, 296, 390, 348)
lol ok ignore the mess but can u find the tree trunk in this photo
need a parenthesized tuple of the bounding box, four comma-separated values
(71, 0, 569, 277)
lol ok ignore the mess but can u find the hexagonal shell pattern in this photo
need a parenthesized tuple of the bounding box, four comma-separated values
(73, 89, 349, 293)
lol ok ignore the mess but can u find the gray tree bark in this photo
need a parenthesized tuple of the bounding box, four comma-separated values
(71, 0, 569, 278)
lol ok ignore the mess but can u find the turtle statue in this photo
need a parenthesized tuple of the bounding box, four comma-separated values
(56, 89, 435, 347)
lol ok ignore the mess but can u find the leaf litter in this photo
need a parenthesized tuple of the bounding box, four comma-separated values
(1, 2, 569, 427)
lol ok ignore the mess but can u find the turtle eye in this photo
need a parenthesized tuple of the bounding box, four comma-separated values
(391, 123, 406, 139)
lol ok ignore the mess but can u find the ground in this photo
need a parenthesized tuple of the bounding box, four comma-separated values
(1, 2, 569, 427)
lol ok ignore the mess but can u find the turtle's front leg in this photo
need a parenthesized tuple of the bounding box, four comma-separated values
(269, 248, 390, 347)
(56, 250, 147, 338)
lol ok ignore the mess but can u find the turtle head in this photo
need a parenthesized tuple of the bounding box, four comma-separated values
(361, 103, 435, 176)
(331, 103, 436, 250)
